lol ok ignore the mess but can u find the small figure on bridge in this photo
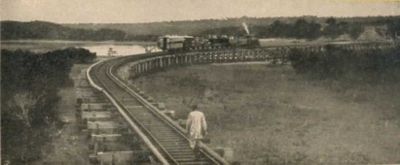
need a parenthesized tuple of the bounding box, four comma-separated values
(186, 104, 208, 151)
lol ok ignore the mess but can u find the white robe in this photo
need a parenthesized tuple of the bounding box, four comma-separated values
(186, 110, 207, 140)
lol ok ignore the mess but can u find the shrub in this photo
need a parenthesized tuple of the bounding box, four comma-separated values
(288, 46, 400, 82)
(1, 48, 96, 163)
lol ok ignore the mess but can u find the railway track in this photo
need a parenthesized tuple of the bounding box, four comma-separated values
(87, 56, 228, 165)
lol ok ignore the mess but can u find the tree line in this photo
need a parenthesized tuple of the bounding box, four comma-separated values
(2, 16, 399, 41)
(199, 18, 366, 40)
(257, 18, 365, 39)
(1, 48, 96, 164)
(288, 45, 400, 82)
(200, 16, 400, 40)
(1, 21, 158, 41)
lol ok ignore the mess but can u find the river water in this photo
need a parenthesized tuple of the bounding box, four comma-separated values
(82, 44, 150, 56)
(1, 40, 160, 56)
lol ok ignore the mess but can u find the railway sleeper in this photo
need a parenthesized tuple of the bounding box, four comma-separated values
(89, 150, 151, 165)
(141, 123, 170, 127)
(81, 103, 112, 111)
(90, 141, 134, 153)
(81, 97, 108, 103)
(160, 142, 188, 146)
(163, 146, 192, 151)
(158, 138, 187, 142)
(124, 105, 144, 109)
(153, 134, 183, 138)
(81, 111, 114, 121)
(90, 133, 122, 144)
(179, 161, 211, 165)
(167, 149, 195, 154)
(173, 154, 207, 159)
(175, 157, 210, 161)
(151, 132, 178, 136)
(166, 151, 196, 156)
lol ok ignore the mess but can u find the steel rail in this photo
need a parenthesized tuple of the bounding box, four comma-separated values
(103, 60, 181, 164)
(108, 64, 229, 165)
(89, 57, 228, 164)
(109, 63, 229, 165)
(87, 59, 171, 165)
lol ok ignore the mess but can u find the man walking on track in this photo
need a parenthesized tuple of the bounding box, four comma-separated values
(186, 104, 208, 152)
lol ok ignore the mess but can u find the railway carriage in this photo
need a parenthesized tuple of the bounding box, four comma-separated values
(157, 35, 194, 51)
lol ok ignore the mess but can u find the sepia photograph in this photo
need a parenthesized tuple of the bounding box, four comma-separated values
(1, 0, 400, 164)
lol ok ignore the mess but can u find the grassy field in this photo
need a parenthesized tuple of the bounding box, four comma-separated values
(133, 64, 400, 164)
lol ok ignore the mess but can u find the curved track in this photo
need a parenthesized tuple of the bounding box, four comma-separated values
(88, 56, 228, 165)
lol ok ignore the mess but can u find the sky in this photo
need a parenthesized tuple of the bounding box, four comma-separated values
(1, 0, 400, 23)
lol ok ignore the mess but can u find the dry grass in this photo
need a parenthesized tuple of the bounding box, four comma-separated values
(133, 64, 400, 164)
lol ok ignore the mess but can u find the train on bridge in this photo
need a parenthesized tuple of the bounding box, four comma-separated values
(157, 22, 260, 51)
(157, 35, 260, 52)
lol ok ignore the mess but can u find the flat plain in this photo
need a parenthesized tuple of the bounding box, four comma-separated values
(133, 63, 400, 164)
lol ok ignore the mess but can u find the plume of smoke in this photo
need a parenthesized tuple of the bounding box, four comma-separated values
(242, 22, 250, 35)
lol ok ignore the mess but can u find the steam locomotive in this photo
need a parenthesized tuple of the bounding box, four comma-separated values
(157, 35, 260, 52)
